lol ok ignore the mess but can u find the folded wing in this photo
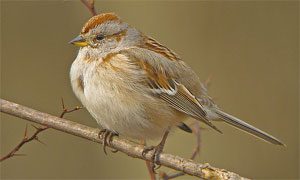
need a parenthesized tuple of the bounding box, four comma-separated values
(119, 43, 221, 133)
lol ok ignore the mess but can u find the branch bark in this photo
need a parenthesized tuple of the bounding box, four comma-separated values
(0, 98, 249, 180)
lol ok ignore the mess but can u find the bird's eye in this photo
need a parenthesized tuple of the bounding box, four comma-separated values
(95, 34, 104, 41)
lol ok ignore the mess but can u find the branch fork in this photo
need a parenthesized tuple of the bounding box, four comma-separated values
(0, 98, 81, 162)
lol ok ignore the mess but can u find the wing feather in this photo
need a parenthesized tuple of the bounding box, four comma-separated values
(117, 42, 221, 133)
(159, 81, 222, 133)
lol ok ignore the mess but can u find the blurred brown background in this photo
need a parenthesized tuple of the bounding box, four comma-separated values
(1, 1, 299, 179)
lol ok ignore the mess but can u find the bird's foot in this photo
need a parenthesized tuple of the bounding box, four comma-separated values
(142, 143, 165, 173)
(98, 129, 119, 155)
(142, 128, 170, 174)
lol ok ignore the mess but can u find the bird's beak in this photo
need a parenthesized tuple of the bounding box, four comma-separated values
(69, 35, 88, 47)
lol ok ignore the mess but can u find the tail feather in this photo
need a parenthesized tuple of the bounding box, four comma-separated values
(213, 108, 285, 146)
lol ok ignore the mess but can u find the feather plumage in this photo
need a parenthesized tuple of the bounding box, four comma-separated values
(70, 13, 284, 145)
(116, 43, 222, 133)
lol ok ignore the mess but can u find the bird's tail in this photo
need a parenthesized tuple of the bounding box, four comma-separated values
(213, 108, 285, 146)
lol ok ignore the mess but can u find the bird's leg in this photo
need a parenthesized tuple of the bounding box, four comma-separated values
(98, 129, 119, 155)
(142, 127, 171, 173)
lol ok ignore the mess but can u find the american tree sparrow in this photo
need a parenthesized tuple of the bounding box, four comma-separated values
(69, 13, 284, 165)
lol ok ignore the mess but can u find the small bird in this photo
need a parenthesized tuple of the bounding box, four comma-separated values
(69, 13, 284, 162)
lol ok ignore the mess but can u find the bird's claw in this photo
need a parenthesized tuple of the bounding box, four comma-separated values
(142, 144, 164, 173)
(98, 129, 119, 155)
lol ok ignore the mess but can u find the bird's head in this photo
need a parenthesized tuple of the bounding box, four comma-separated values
(70, 13, 141, 54)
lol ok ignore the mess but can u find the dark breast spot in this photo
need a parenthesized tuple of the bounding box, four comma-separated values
(77, 76, 85, 92)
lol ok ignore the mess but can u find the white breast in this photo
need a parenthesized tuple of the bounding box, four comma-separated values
(70, 50, 178, 140)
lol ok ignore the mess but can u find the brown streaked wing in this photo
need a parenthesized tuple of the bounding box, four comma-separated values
(140, 37, 180, 61)
(120, 48, 221, 133)
(136, 59, 176, 94)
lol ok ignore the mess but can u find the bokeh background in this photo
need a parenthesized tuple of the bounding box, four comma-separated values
(1, 1, 299, 179)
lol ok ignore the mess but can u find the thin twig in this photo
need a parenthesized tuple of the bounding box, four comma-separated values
(0, 98, 81, 162)
(0, 98, 249, 180)
(60, 98, 82, 118)
(160, 122, 202, 180)
(0, 125, 48, 162)
(190, 122, 201, 160)
(80, 0, 97, 16)
(146, 160, 157, 180)
(141, 140, 156, 180)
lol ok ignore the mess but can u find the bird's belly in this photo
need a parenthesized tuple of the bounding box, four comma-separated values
(72, 65, 180, 140)
(84, 82, 173, 139)
(70, 57, 184, 139)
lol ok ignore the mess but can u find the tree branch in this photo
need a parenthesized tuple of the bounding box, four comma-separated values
(0, 98, 249, 180)
(0, 98, 82, 162)
(80, 0, 97, 16)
